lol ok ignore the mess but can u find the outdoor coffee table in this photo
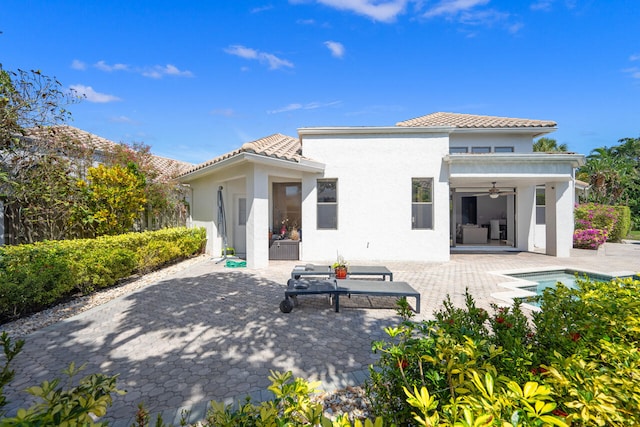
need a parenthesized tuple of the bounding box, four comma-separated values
(280, 278, 420, 313)
(290, 264, 393, 281)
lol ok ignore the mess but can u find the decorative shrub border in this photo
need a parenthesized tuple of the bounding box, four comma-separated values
(0, 227, 206, 322)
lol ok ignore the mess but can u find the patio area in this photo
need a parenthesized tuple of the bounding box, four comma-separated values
(3, 242, 640, 425)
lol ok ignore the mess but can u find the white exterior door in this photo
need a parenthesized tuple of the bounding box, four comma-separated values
(234, 195, 247, 256)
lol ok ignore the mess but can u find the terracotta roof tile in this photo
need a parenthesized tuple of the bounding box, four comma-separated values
(23, 125, 194, 179)
(396, 112, 557, 129)
(182, 133, 302, 176)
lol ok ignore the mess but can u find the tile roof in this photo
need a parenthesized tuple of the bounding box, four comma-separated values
(396, 112, 557, 129)
(23, 125, 194, 179)
(182, 133, 302, 176)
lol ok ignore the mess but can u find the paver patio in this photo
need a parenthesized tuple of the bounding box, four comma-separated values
(3, 243, 640, 425)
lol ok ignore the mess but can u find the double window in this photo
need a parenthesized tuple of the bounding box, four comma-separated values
(317, 179, 337, 229)
(412, 178, 433, 229)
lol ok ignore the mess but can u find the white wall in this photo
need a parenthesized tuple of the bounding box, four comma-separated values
(449, 133, 534, 153)
(300, 131, 451, 263)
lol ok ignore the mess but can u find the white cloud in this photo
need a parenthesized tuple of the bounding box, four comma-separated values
(422, 0, 490, 18)
(314, 0, 408, 22)
(83, 60, 192, 78)
(530, 0, 554, 11)
(324, 40, 345, 58)
(71, 59, 87, 70)
(224, 45, 294, 70)
(94, 60, 129, 72)
(251, 5, 273, 13)
(142, 64, 194, 79)
(623, 67, 640, 79)
(110, 115, 138, 124)
(267, 100, 341, 114)
(69, 85, 121, 103)
(630, 53, 640, 62)
(210, 108, 237, 117)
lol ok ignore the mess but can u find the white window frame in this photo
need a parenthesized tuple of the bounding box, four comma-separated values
(411, 178, 433, 230)
(317, 179, 338, 229)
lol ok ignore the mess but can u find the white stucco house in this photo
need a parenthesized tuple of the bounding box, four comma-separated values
(179, 112, 585, 269)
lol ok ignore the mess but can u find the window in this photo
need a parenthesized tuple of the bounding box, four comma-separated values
(449, 147, 468, 154)
(317, 179, 337, 229)
(494, 146, 514, 153)
(471, 146, 491, 153)
(536, 187, 545, 225)
(273, 183, 301, 233)
(412, 178, 433, 229)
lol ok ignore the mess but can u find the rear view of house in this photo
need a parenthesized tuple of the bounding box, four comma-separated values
(179, 112, 585, 268)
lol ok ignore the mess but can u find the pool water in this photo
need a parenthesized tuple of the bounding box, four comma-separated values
(506, 270, 616, 305)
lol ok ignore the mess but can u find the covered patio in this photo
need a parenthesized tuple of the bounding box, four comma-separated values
(446, 152, 585, 256)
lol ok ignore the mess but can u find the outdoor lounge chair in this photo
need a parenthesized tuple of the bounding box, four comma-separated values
(290, 264, 393, 281)
(279, 278, 420, 313)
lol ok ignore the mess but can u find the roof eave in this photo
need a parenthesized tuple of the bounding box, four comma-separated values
(179, 152, 324, 182)
(450, 126, 558, 137)
(444, 153, 586, 168)
(298, 126, 455, 137)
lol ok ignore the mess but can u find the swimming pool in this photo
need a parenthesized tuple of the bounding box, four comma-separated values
(506, 269, 615, 295)
(493, 269, 638, 309)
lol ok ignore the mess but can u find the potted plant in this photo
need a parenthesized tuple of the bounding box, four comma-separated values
(332, 255, 348, 279)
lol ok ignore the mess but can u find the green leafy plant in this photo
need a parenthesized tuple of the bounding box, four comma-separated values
(0, 332, 25, 417)
(0, 362, 125, 426)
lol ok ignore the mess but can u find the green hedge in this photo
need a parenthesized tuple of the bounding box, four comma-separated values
(0, 227, 206, 322)
(610, 205, 632, 241)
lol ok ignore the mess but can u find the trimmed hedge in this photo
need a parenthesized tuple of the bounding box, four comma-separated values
(610, 205, 632, 241)
(0, 227, 206, 322)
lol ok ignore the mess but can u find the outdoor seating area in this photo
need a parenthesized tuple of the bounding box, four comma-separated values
(4, 245, 639, 425)
(281, 265, 418, 313)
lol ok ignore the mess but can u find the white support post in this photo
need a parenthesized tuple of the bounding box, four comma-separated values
(516, 185, 536, 252)
(545, 181, 573, 257)
(246, 166, 269, 268)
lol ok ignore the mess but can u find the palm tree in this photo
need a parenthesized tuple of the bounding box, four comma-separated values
(533, 137, 568, 152)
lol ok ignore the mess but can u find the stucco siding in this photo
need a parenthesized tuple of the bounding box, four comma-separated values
(300, 132, 451, 263)
(450, 133, 534, 153)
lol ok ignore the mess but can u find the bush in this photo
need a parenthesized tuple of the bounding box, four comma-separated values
(610, 205, 632, 241)
(574, 203, 618, 248)
(367, 277, 640, 426)
(0, 227, 206, 322)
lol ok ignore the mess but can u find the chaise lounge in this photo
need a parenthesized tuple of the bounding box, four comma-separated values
(280, 278, 420, 313)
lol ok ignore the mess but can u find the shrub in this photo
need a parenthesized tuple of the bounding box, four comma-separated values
(573, 228, 608, 249)
(367, 276, 640, 427)
(0, 227, 206, 321)
(0, 362, 124, 426)
(574, 203, 618, 249)
(610, 205, 632, 241)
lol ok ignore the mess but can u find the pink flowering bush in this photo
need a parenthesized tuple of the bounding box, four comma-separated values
(573, 227, 608, 249)
(573, 203, 617, 249)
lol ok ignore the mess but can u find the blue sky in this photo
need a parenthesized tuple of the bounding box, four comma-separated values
(2, 0, 639, 164)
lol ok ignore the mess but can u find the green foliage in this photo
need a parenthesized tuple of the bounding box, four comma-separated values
(0, 243, 76, 319)
(0, 332, 25, 417)
(0, 227, 206, 321)
(610, 205, 631, 241)
(198, 370, 382, 427)
(574, 203, 618, 248)
(0, 362, 125, 426)
(577, 137, 640, 228)
(533, 137, 568, 152)
(367, 277, 640, 427)
(75, 163, 148, 236)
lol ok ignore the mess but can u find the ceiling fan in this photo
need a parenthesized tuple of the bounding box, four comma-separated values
(474, 182, 516, 199)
